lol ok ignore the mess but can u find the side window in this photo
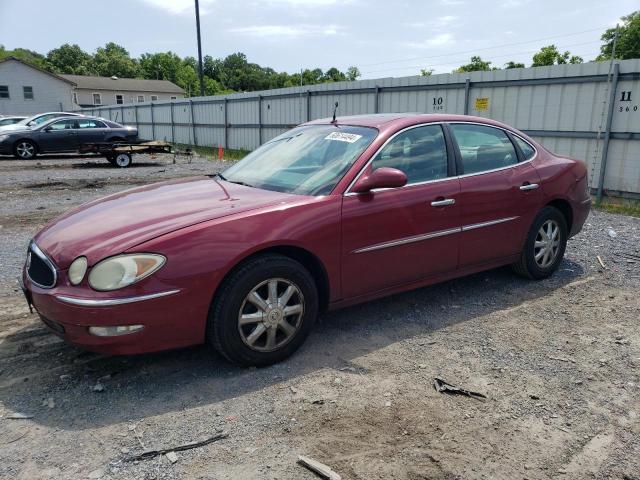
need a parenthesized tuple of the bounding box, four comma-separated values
(513, 135, 536, 160)
(78, 119, 106, 129)
(23, 86, 34, 100)
(0, 85, 9, 98)
(93, 93, 102, 105)
(450, 124, 518, 175)
(371, 125, 448, 184)
(48, 119, 76, 130)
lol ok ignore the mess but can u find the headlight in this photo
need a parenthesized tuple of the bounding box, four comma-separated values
(88, 254, 166, 291)
(0, 135, 9, 142)
(68, 256, 88, 285)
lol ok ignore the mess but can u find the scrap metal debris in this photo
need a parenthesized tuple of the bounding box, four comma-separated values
(124, 431, 228, 462)
(297, 455, 341, 480)
(433, 378, 487, 401)
(5, 412, 34, 420)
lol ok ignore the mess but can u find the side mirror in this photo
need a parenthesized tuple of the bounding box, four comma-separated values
(351, 167, 407, 193)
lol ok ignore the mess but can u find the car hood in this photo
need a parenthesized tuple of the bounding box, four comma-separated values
(34, 176, 299, 268)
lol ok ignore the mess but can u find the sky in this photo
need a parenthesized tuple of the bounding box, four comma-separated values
(0, 0, 636, 79)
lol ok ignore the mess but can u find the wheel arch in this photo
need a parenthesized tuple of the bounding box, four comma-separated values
(215, 244, 331, 313)
(13, 137, 40, 153)
(545, 198, 573, 233)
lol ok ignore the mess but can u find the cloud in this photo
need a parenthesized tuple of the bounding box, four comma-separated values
(259, 0, 356, 5)
(440, 0, 465, 4)
(403, 16, 459, 29)
(405, 33, 454, 49)
(501, 0, 531, 7)
(228, 24, 344, 37)
(138, 0, 216, 15)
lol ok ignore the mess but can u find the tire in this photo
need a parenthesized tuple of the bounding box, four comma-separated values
(113, 153, 132, 168)
(13, 140, 37, 160)
(512, 206, 568, 280)
(207, 254, 319, 366)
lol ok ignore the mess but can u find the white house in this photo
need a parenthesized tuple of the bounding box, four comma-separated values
(60, 74, 184, 107)
(0, 56, 185, 115)
(0, 57, 75, 115)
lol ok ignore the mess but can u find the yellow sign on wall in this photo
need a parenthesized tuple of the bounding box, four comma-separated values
(475, 97, 489, 110)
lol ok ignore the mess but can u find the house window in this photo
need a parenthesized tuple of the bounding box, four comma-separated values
(23, 86, 34, 100)
(73, 92, 78, 104)
(93, 93, 102, 105)
(150, 95, 158, 101)
(137, 95, 145, 102)
(0, 86, 8, 99)
(115, 94, 124, 105)
(170, 96, 177, 100)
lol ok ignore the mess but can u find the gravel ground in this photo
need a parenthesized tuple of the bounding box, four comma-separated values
(0, 154, 639, 480)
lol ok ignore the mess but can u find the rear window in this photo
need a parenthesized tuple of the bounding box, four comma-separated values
(450, 123, 518, 175)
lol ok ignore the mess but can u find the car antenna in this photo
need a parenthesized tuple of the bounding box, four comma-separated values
(331, 102, 339, 123)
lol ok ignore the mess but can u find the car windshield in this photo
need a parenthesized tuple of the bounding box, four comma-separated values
(222, 125, 377, 196)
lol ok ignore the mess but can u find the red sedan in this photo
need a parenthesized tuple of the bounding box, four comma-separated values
(21, 114, 591, 365)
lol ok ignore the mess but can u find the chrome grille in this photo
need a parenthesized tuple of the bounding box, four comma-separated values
(26, 242, 57, 288)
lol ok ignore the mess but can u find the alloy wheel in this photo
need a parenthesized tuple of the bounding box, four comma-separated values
(16, 142, 35, 159)
(237, 278, 304, 352)
(534, 219, 561, 268)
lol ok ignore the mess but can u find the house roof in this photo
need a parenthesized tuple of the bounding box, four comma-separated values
(0, 56, 76, 85)
(60, 74, 184, 93)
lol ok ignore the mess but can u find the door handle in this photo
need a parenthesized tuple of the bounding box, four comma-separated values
(431, 198, 456, 207)
(519, 183, 539, 191)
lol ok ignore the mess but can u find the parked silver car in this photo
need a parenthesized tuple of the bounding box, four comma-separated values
(0, 116, 27, 126)
(0, 112, 84, 132)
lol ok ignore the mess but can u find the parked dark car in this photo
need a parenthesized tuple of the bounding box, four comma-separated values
(0, 111, 83, 132)
(0, 116, 27, 126)
(21, 113, 591, 366)
(0, 116, 138, 159)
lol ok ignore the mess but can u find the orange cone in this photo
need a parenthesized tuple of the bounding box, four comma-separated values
(218, 145, 224, 160)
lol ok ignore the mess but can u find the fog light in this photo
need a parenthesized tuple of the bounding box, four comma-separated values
(88, 325, 144, 337)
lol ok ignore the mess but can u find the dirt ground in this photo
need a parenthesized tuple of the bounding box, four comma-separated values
(0, 154, 639, 480)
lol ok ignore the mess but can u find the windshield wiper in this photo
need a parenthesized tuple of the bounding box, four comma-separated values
(214, 172, 254, 188)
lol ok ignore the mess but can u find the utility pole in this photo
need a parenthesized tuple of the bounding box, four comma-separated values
(194, 0, 205, 97)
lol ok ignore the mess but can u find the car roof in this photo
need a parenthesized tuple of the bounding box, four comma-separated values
(303, 113, 517, 131)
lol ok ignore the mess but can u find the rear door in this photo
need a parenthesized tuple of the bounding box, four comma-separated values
(77, 118, 109, 144)
(449, 123, 543, 267)
(341, 124, 461, 299)
(37, 119, 79, 153)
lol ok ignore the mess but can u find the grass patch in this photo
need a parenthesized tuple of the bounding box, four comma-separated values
(593, 196, 640, 218)
(171, 143, 250, 162)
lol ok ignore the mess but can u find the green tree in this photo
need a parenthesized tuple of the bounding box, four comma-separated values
(420, 68, 434, 76)
(531, 45, 583, 66)
(346, 66, 361, 81)
(92, 42, 140, 78)
(139, 52, 183, 81)
(505, 61, 525, 69)
(46, 44, 94, 75)
(0, 46, 49, 69)
(455, 56, 493, 72)
(323, 67, 347, 82)
(598, 11, 640, 60)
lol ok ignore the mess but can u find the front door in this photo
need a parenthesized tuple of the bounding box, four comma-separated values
(37, 118, 79, 152)
(449, 123, 543, 267)
(341, 124, 461, 300)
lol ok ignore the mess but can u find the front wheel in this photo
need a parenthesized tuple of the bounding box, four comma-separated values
(14, 140, 37, 160)
(512, 206, 568, 279)
(207, 254, 319, 366)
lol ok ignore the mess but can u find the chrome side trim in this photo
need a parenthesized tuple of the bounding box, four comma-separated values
(353, 216, 519, 254)
(55, 289, 180, 307)
(353, 227, 460, 254)
(461, 216, 519, 231)
(27, 241, 58, 289)
(344, 120, 538, 196)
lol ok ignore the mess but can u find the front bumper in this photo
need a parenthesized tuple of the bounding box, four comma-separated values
(22, 272, 206, 355)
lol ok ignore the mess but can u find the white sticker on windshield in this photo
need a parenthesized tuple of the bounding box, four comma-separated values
(324, 132, 363, 143)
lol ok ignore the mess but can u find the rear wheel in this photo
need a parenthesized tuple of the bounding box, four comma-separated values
(207, 254, 319, 366)
(512, 206, 568, 279)
(14, 140, 37, 160)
